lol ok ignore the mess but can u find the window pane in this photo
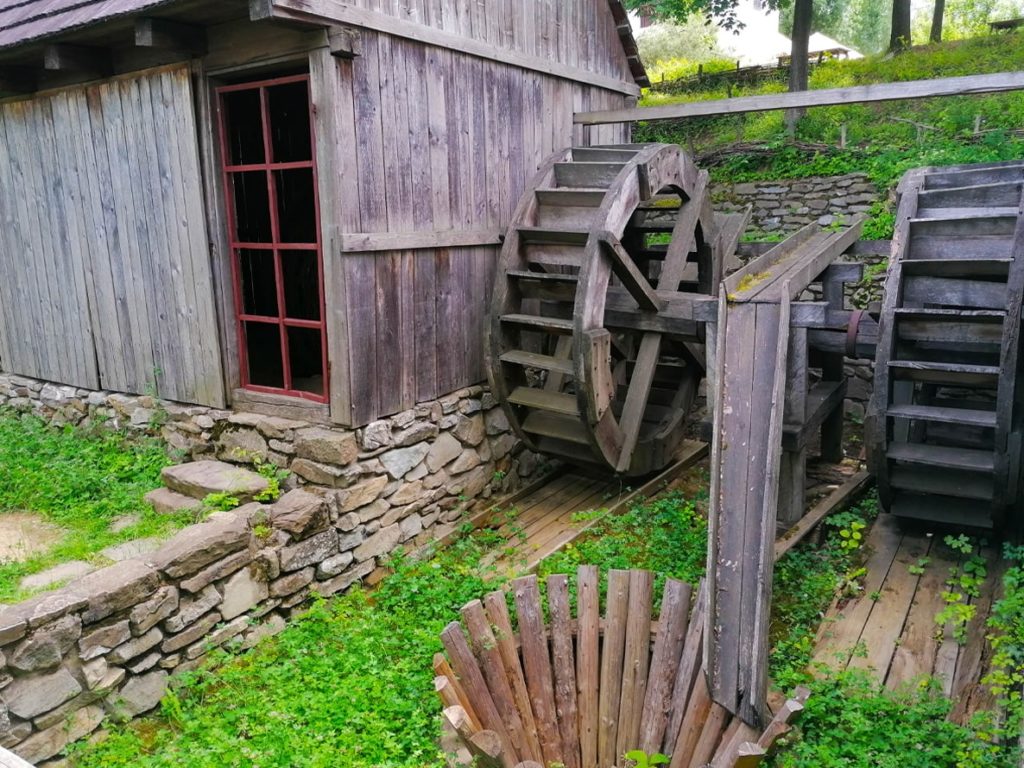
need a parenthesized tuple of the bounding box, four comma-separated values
(222, 89, 264, 166)
(288, 326, 325, 396)
(231, 171, 272, 243)
(244, 322, 284, 388)
(274, 168, 317, 243)
(282, 251, 320, 321)
(267, 81, 312, 163)
(239, 249, 278, 318)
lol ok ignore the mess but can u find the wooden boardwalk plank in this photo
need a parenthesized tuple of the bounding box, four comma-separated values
(848, 532, 932, 679)
(886, 535, 958, 689)
(812, 514, 904, 668)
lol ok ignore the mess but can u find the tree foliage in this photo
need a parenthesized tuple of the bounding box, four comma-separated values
(778, 0, 890, 53)
(623, 0, 773, 29)
(636, 16, 726, 66)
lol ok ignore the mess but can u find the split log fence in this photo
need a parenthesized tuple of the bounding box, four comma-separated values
(434, 568, 810, 768)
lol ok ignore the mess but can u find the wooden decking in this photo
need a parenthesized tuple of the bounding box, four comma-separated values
(812, 513, 1006, 722)
(473, 440, 708, 572)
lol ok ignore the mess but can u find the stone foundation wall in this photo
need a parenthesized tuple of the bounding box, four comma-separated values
(712, 172, 882, 233)
(0, 374, 549, 765)
(0, 488, 455, 765)
(0, 374, 546, 525)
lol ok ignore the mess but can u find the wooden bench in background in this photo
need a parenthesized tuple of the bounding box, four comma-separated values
(433, 567, 809, 768)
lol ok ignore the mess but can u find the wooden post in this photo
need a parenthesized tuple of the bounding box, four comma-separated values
(778, 327, 808, 529)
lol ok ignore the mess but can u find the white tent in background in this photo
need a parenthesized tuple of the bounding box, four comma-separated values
(630, 0, 863, 68)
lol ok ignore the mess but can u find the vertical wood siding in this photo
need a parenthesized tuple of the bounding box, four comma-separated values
(339, 0, 634, 84)
(0, 66, 226, 406)
(317, 32, 629, 425)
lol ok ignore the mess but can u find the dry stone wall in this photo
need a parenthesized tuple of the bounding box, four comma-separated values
(0, 488, 435, 764)
(712, 172, 880, 233)
(0, 374, 550, 765)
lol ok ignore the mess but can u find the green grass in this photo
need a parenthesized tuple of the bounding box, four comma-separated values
(637, 34, 1024, 203)
(0, 410, 182, 601)
(63, 480, 1018, 767)
(66, 489, 711, 768)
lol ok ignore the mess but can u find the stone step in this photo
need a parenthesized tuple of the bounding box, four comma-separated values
(160, 461, 269, 503)
(19, 561, 97, 593)
(144, 488, 203, 516)
(100, 538, 163, 563)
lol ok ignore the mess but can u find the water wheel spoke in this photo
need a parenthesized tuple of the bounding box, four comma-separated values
(597, 231, 663, 312)
(660, 169, 710, 290)
(616, 333, 663, 473)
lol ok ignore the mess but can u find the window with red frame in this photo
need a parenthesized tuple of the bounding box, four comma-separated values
(217, 74, 328, 402)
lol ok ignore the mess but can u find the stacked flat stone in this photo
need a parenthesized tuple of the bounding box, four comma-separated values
(0, 377, 546, 567)
(0, 478, 502, 765)
(713, 172, 880, 232)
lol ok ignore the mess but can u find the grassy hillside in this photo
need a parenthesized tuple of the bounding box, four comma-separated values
(637, 33, 1024, 194)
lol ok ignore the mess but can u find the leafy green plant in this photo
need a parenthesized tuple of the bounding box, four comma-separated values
(908, 557, 930, 576)
(981, 543, 1024, 748)
(625, 749, 670, 768)
(200, 492, 240, 513)
(769, 669, 1017, 767)
(770, 495, 878, 691)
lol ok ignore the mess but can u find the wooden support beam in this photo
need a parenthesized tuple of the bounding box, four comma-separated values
(328, 26, 361, 58)
(135, 18, 208, 55)
(43, 44, 111, 77)
(575, 71, 1024, 125)
(340, 229, 501, 252)
(773, 470, 873, 560)
(0, 66, 36, 94)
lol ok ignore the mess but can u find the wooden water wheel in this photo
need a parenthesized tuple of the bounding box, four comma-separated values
(868, 160, 1024, 530)
(486, 144, 721, 477)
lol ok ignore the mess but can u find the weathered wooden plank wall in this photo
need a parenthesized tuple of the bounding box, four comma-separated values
(0, 66, 225, 407)
(319, 30, 629, 425)
(275, 0, 634, 86)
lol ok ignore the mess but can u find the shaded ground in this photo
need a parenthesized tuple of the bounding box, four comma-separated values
(0, 511, 63, 563)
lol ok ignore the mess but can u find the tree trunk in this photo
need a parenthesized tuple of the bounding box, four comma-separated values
(890, 0, 912, 51)
(930, 0, 945, 42)
(785, 0, 813, 135)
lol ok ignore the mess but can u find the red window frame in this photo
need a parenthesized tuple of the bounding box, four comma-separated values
(216, 73, 329, 403)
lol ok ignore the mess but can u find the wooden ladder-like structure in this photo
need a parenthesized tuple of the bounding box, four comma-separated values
(486, 144, 746, 477)
(869, 160, 1024, 530)
(434, 568, 809, 768)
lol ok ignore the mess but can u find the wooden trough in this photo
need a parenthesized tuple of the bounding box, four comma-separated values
(434, 568, 809, 768)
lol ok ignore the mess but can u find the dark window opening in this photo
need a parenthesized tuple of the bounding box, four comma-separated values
(223, 89, 264, 165)
(240, 249, 278, 317)
(232, 173, 273, 242)
(283, 252, 321, 321)
(218, 74, 328, 403)
(268, 81, 313, 162)
(245, 322, 285, 388)
(288, 326, 324, 394)
(275, 168, 317, 243)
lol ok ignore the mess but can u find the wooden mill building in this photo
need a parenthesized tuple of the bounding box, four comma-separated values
(0, 0, 646, 426)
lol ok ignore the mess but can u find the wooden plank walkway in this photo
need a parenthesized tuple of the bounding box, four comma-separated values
(812, 513, 1006, 723)
(474, 440, 709, 573)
